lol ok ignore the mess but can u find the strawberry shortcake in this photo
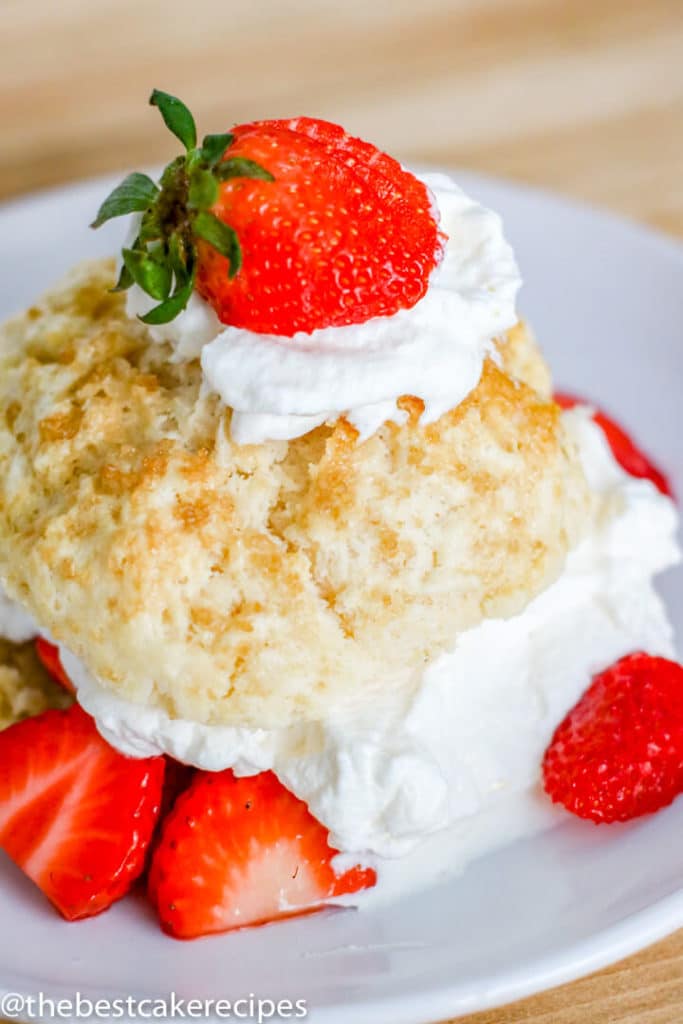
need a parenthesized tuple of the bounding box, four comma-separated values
(0, 91, 679, 939)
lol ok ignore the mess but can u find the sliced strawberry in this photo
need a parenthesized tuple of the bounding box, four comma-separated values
(554, 392, 673, 497)
(144, 760, 195, 880)
(148, 769, 376, 939)
(554, 393, 581, 410)
(160, 759, 194, 820)
(35, 637, 76, 695)
(543, 652, 683, 823)
(0, 704, 165, 920)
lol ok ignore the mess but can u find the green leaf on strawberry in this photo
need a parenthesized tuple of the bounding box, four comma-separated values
(91, 89, 273, 323)
(215, 157, 275, 182)
(90, 172, 159, 228)
(122, 246, 172, 300)
(149, 88, 197, 151)
(111, 261, 134, 293)
(140, 270, 196, 325)
(200, 133, 235, 167)
(187, 169, 218, 210)
(193, 211, 241, 277)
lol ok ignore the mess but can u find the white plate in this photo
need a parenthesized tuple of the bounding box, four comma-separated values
(0, 172, 681, 1024)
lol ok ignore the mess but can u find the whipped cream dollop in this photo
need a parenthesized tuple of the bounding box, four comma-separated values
(126, 172, 521, 444)
(58, 411, 680, 884)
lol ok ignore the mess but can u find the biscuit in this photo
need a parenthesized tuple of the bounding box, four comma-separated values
(0, 260, 593, 728)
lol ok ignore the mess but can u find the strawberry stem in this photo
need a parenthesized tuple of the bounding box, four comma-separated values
(91, 90, 274, 324)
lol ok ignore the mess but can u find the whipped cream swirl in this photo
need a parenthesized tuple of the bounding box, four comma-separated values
(127, 172, 521, 444)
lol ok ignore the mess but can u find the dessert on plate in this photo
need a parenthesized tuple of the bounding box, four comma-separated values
(0, 91, 680, 938)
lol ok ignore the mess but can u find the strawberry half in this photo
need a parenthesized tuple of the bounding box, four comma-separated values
(35, 637, 76, 695)
(92, 90, 442, 337)
(0, 704, 165, 920)
(148, 769, 376, 939)
(555, 392, 673, 497)
(543, 653, 683, 823)
(159, 759, 195, 820)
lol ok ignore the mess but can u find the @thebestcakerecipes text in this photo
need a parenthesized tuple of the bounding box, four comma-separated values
(0, 991, 308, 1023)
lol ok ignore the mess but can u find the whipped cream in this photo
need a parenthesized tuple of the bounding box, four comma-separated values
(126, 172, 521, 444)
(0, 588, 37, 644)
(58, 411, 680, 899)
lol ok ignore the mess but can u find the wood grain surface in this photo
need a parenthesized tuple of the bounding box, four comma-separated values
(1, 1, 682, 1022)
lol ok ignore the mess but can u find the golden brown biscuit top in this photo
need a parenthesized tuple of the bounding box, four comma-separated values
(0, 261, 592, 728)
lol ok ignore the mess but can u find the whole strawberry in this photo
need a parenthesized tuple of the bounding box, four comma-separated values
(92, 91, 442, 336)
(543, 653, 683, 823)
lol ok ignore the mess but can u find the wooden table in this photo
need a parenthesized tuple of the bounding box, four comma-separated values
(1, 1, 682, 1021)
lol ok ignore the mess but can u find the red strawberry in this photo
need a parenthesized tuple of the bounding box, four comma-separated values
(93, 91, 443, 338)
(196, 117, 442, 335)
(554, 392, 673, 497)
(144, 760, 195, 880)
(35, 637, 76, 695)
(543, 652, 683, 823)
(0, 704, 165, 920)
(159, 759, 194, 819)
(148, 769, 376, 939)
